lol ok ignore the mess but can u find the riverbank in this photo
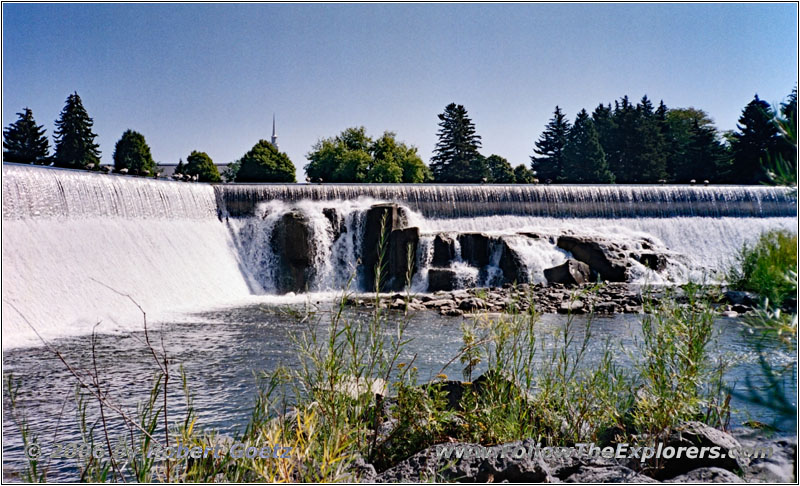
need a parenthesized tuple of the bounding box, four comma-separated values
(345, 282, 768, 318)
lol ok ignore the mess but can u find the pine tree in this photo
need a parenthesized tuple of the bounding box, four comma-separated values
(113, 129, 155, 176)
(686, 119, 730, 182)
(175, 158, 185, 175)
(53, 92, 101, 169)
(561, 110, 613, 183)
(730, 95, 780, 184)
(430, 103, 484, 182)
(3, 108, 50, 164)
(531, 106, 570, 183)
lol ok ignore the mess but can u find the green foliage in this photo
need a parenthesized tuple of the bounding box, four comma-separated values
(113, 129, 156, 176)
(430, 103, 485, 182)
(53, 92, 101, 169)
(729, 230, 798, 307)
(305, 127, 427, 183)
(235, 140, 296, 182)
(513, 164, 536, 183)
(632, 286, 730, 444)
(531, 106, 570, 183)
(664, 108, 731, 183)
(730, 95, 781, 184)
(485, 154, 516, 183)
(184, 150, 221, 182)
(3, 108, 50, 164)
(561, 109, 614, 183)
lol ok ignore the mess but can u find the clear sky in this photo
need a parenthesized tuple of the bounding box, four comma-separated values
(3, 3, 797, 181)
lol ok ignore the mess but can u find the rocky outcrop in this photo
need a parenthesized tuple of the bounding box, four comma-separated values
(270, 210, 316, 293)
(497, 237, 530, 284)
(557, 235, 629, 282)
(427, 268, 458, 292)
(633, 252, 668, 271)
(658, 421, 747, 479)
(544, 259, 593, 286)
(458, 233, 491, 267)
(361, 204, 419, 292)
(386, 227, 419, 290)
(322, 207, 346, 241)
(665, 467, 741, 483)
(432, 234, 456, 267)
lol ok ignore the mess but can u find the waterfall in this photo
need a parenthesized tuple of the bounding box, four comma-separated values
(2, 164, 796, 348)
(217, 183, 795, 218)
(2, 165, 252, 348)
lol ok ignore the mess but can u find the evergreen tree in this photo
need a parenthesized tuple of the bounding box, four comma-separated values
(778, 87, 797, 166)
(430, 103, 484, 182)
(485, 154, 516, 183)
(113, 129, 155, 176)
(184, 150, 221, 182)
(235, 140, 296, 182)
(591, 103, 618, 177)
(531, 106, 570, 183)
(3, 108, 50, 164)
(513, 164, 536, 183)
(664, 108, 730, 182)
(53, 92, 101, 169)
(730, 95, 780, 184)
(174, 158, 185, 175)
(561, 110, 614, 183)
(609, 95, 667, 183)
(686, 119, 731, 182)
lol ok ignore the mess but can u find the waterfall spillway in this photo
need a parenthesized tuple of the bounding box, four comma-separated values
(2, 165, 252, 348)
(2, 164, 797, 348)
(218, 183, 794, 218)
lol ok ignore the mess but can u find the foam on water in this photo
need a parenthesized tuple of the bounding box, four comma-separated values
(2, 164, 796, 348)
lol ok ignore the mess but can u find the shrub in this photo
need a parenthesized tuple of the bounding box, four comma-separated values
(729, 229, 798, 307)
(235, 140, 296, 183)
(184, 150, 221, 182)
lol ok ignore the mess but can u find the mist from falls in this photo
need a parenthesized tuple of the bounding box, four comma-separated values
(2, 164, 796, 348)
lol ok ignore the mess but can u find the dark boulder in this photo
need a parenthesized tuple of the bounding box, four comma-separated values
(385, 227, 419, 291)
(544, 259, 593, 286)
(270, 210, 316, 293)
(497, 238, 530, 284)
(427, 268, 457, 292)
(665, 467, 741, 483)
(458, 233, 492, 267)
(658, 421, 747, 479)
(431, 234, 456, 267)
(634, 252, 668, 271)
(557, 235, 629, 282)
(361, 204, 418, 291)
(322, 207, 346, 241)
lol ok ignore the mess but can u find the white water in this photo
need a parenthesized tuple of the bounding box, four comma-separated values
(2, 166, 252, 349)
(2, 164, 796, 349)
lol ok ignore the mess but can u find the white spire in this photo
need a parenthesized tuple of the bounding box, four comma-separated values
(271, 113, 279, 150)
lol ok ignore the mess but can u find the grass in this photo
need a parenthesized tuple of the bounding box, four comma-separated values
(728, 229, 797, 308)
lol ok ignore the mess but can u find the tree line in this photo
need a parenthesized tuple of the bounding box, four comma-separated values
(2, 92, 298, 183)
(4, 88, 796, 184)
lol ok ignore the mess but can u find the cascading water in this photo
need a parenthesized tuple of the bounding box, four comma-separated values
(2, 165, 252, 348)
(2, 163, 796, 348)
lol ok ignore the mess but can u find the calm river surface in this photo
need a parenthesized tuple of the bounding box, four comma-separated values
(2, 302, 796, 480)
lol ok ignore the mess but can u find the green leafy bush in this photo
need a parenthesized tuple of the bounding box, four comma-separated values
(729, 230, 798, 307)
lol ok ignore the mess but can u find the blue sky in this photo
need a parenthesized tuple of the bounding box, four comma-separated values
(3, 3, 797, 180)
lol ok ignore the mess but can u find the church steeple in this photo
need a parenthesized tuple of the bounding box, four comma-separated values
(271, 113, 279, 150)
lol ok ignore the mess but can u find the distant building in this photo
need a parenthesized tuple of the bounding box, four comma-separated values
(156, 163, 229, 178)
